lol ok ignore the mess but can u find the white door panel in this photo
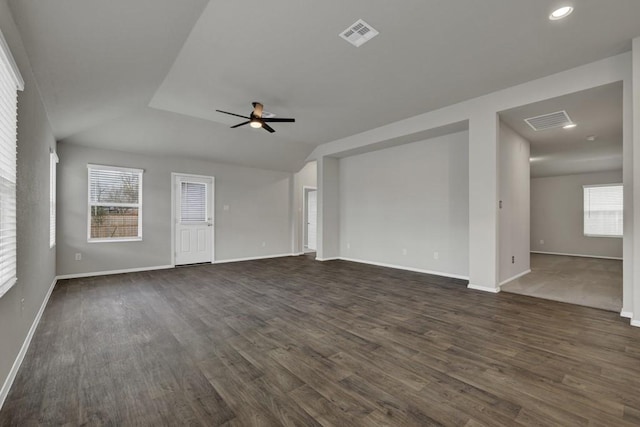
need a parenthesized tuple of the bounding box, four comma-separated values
(174, 175, 214, 265)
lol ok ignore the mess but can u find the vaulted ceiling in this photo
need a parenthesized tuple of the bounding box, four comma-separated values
(7, 0, 640, 172)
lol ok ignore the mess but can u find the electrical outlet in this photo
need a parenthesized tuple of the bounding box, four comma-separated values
(75, 253, 82, 261)
(434, 251, 439, 260)
(402, 248, 407, 255)
(223, 205, 230, 211)
(347, 242, 351, 249)
(262, 241, 266, 247)
(512, 256, 515, 264)
(540, 239, 544, 245)
(20, 298, 25, 311)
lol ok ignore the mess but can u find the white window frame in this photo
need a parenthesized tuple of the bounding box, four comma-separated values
(87, 164, 144, 243)
(49, 149, 58, 248)
(0, 28, 23, 299)
(583, 183, 623, 238)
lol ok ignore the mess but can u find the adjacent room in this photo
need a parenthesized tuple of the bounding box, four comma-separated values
(1, 1, 640, 425)
(500, 83, 625, 312)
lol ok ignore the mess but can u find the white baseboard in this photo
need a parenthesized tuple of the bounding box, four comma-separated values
(467, 284, 501, 294)
(56, 265, 173, 280)
(291, 252, 305, 256)
(621, 311, 633, 319)
(315, 257, 340, 262)
(530, 251, 622, 261)
(338, 257, 469, 281)
(214, 253, 294, 264)
(499, 269, 531, 286)
(0, 277, 57, 411)
(631, 319, 640, 328)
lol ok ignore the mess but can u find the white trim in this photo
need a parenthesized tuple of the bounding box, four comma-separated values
(56, 265, 173, 280)
(87, 164, 144, 174)
(499, 269, 531, 286)
(0, 28, 24, 90)
(468, 284, 501, 293)
(0, 277, 56, 411)
(316, 257, 340, 262)
(530, 251, 622, 260)
(292, 252, 305, 256)
(621, 311, 633, 319)
(338, 257, 470, 280)
(88, 237, 143, 243)
(583, 183, 623, 188)
(213, 253, 294, 264)
(631, 319, 640, 328)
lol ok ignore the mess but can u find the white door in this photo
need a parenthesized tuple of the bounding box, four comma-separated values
(174, 175, 214, 265)
(306, 189, 317, 251)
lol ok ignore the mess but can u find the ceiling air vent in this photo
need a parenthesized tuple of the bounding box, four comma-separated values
(339, 19, 379, 47)
(524, 110, 573, 131)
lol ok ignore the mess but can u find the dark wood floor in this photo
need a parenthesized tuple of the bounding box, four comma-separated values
(2, 255, 640, 426)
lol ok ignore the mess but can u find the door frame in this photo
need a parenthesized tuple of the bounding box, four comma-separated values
(171, 172, 215, 267)
(302, 186, 317, 252)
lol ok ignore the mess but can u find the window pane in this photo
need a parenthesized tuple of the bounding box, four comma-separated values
(89, 169, 140, 204)
(181, 182, 207, 222)
(584, 185, 623, 237)
(90, 206, 139, 239)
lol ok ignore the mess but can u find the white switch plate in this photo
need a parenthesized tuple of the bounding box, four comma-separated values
(434, 252, 439, 260)
(540, 239, 544, 245)
(75, 253, 82, 261)
(223, 205, 230, 211)
(402, 248, 407, 255)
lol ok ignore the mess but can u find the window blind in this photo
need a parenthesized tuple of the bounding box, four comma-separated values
(88, 165, 143, 241)
(181, 182, 207, 222)
(583, 184, 623, 237)
(50, 150, 58, 248)
(0, 45, 19, 297)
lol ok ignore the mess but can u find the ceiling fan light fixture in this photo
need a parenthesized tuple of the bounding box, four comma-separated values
(549, 6, 574, 20)
(250, 120, 263, 129)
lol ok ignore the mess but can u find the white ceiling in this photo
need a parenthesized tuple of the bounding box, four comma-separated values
(500, 82, 623, 178)
(7, 0, 640, 172)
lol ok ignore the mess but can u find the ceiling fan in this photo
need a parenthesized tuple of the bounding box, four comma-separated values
(216, 102, 295, 133)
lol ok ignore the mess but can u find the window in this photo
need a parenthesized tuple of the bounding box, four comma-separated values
(88, 164, 143, 242)
(0, 31, 23, 298)
(180, 182, 207, 222)
(50, 149, 58, 248)
(583, 184, 623, 238)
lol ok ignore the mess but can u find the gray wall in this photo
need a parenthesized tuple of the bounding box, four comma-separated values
(499, 122, 530, 283)
(0, 0, 57, 402)
(292, 161, 316, 254)
(57, 144, 294, 276)
(531, 170, 623, 258)
(339, 131, 469, 277)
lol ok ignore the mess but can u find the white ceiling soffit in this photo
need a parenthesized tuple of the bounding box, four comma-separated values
(524, 110, 572, 131)
(8, 0, 640, 172)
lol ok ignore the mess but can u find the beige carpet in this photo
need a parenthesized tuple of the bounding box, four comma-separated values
(501, 253, 622, 312)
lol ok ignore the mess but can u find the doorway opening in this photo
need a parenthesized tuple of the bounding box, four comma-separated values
(171, 173, 215, 266)
(303, 186, 317, 253)
(498, 82, 624, 312)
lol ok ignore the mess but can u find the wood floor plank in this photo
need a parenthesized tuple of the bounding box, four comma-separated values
(2, 255, 640, 426)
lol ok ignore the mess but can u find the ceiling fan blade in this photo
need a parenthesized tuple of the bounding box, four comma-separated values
(262, 118, 295, 123)
(230, 121, 251, 128)
(216, 110, 250, 119)
(252, 102, 263, 118)
(262, 123, 276, 133)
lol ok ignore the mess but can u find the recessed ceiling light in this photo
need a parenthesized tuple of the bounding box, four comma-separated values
(563, 123, 577, 129)
(549, 6, 574, 20)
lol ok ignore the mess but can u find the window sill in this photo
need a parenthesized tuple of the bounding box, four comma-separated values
(584, 234, 623, 239)
(88, 237, 143, 243)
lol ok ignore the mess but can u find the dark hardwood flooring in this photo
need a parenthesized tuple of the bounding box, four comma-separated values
(2, 255, 640, 426)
